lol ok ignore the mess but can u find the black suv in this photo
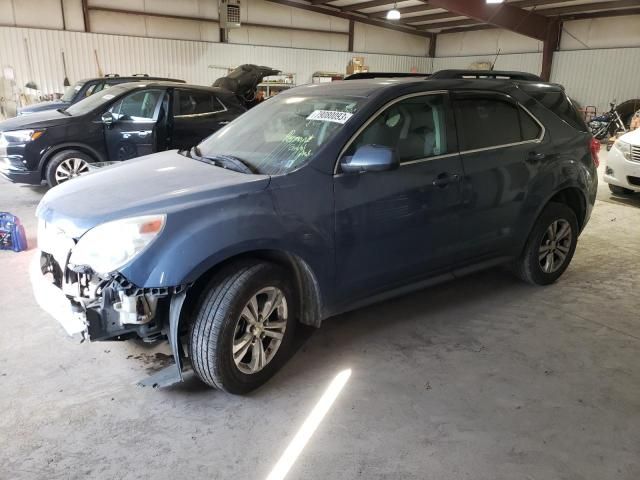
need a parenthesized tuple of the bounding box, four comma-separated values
(32, 70, 598, 393)
(0, 82, 245, 186)
(18, 74, 185, 116)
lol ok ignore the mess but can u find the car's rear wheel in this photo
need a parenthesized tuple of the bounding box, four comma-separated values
(45, 150, 92, 187)
(608, 184, 635, 196)
(514, 202, 578, 285)
(189, 262, 296, 394)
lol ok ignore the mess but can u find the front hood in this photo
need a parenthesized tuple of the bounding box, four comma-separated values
(620, 128, 640, 145)
(36, 150, 271, 238)
(19, 100, 69, 115)
(0, 108, 71, 131)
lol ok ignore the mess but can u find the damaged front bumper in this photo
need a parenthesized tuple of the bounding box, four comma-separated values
(31, 245, 190, 387)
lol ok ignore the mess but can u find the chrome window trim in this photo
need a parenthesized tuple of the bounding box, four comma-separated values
(173, 91, 228, 118)
(333, 90, 546, 174)
(401, 152, 460, 165)
(334, 90, 448, 175)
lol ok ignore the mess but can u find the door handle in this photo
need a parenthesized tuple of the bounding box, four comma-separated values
(527, 151, 546, 163)
(432, 173, 461, 188)
(218, 121, 230, 125)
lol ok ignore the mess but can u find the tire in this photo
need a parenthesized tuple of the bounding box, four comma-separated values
(44, 150, 92, 187)
(608, 184, 634, 196)
(513, 202, 578, 286)
(189, 262, 297, 394)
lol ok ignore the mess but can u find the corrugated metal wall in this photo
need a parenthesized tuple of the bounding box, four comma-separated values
(0, 26, 431, 96)
(551, 48, 640, 112)
(433, 52, 543, 75)
(2, 26, 639, 115)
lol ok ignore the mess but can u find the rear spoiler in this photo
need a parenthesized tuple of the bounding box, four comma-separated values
(430, 69, 542, 82)
(345, 72, 430, 80)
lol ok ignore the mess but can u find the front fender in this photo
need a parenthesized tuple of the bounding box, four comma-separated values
(39, 142, 107, 170)
(119, 189, 333, 291)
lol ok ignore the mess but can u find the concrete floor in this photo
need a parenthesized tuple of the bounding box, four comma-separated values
(1, 150, 639, 480)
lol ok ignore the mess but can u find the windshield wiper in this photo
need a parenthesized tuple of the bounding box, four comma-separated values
(189, 146, 255, 174)
(56, 108, 71, 116)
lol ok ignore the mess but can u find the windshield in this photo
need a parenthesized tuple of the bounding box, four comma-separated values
(197, 94, 363, 175)
(61, 81, 84, 102)
(65, 84, 133, 116)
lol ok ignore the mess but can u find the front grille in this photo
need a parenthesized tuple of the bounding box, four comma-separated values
(627, 176, 640, 187)
(631, 145, 640, 163)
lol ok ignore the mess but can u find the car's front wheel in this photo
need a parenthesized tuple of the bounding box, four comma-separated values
(189, 262, 296, 394)
(45, 150, 92, 187)
(514, 202, 579, 285)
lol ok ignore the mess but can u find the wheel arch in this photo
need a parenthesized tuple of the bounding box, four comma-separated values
(181, 249, 325, 332)
(547, 186, 587, 232)
(38, 143, 105, 179)
(516, 185, 589, 258)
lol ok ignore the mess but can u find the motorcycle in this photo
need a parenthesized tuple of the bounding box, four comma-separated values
(588, 101, 627, 140)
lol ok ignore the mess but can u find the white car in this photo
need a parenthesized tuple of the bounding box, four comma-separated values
(604, 128, 640, 195)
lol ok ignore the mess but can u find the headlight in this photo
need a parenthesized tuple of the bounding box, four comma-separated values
(614, 139, 631, 160)
(69, 214, 166, 275)
(1, 129, 44, 143)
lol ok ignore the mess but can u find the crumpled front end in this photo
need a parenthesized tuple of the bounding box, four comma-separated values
(31, 219, 185, 343)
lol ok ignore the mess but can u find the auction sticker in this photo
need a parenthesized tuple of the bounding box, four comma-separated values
(306, 110, 353, 124)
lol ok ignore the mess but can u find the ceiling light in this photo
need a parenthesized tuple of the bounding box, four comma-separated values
(486, 0, 504, 3)
(386, 2, 400, 20)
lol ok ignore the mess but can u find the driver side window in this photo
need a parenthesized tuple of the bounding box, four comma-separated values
(109, 89, 163, 122)
(344, 94, 448, 163)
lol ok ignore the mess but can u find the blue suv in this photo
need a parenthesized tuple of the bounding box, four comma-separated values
(32, 70, 598, 393)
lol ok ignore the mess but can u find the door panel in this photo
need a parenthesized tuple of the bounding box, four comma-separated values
(170, 89, 235, 150)
(104, 89, 164, 161)
(452, 92, 550, 258)
(333, 93, 465, 302)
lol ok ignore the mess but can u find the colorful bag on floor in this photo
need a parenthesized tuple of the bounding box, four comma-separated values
(0, 212, 28, 252)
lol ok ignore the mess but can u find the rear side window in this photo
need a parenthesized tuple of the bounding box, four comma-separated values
(453, 96, 541, 151)
(173, 90, 226, 116)
(521, 86, 588, 132)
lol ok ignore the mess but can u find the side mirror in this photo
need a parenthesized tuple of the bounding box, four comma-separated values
(341, 144, 399, 174)
(101, 111, 115, 126)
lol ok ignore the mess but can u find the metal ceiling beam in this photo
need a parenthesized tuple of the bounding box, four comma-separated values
(437, 24, 495, 35)
(423, 0, 561, 81)
(263, 0, 433, 37)
(561, 6, 640, 20)
(370, 4, 440, 18)
(416, 19, 480, 30)
(404, 12, 464, 24)
(370, 0, 576, 20)
(341, 0, 416, 12)
(425, 1, 640, 34)
(532, 0, 640, 17)
(81, 0, 90, 32)
(424, 0, 554, 41)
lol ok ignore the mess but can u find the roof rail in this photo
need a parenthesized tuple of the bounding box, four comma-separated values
(132, 73, 150, 77)
(430, 69, 542, 81)
(345, 72, 430, 80)
(103, 73, 120, 77)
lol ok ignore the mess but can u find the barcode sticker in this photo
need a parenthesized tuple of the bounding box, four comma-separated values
(306, 110, 353, 124)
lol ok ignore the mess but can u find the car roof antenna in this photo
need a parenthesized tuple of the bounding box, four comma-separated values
(490, 49, 501, 71)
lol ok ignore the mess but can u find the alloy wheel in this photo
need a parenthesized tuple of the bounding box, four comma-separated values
(538, 219, 572, 274)
(232, 286, 288, 374)
(55, 157, 90, 184)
